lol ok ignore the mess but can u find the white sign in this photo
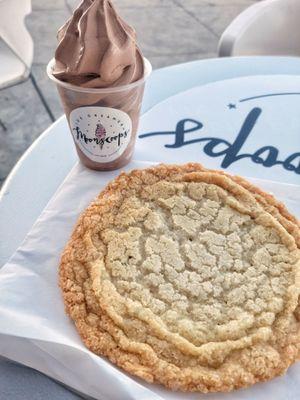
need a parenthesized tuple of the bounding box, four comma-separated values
(136, 75, 300, 185)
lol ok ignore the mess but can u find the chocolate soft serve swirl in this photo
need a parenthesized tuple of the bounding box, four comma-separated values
(53, 0, 144, 88)
(50, 0, 150, 171)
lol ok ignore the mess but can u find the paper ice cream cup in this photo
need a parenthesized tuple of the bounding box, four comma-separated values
(47, 58, 152, 171)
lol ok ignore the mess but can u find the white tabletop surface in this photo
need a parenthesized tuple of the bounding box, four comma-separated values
(1, 56, 300, 399)
(1, 57, 300, 268)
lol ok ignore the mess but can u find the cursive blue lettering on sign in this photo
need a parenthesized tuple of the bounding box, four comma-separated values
(139, 107, 300, 174)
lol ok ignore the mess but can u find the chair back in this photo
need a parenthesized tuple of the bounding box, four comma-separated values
(0, 0, 33, 88)
(218, 0, 300, 57)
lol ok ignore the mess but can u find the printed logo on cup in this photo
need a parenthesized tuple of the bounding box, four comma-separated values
(70, 107, 132, 163)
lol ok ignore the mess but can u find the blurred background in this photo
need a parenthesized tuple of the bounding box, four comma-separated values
(0, 0, 257, 187)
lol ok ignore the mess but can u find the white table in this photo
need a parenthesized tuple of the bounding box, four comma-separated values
(2, 56, 300, 267)
(1, 56, 300, 399)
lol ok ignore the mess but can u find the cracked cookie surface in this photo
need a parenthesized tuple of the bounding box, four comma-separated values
(60, 163, 300, 392)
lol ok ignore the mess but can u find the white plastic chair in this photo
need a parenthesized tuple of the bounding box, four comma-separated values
(0, 0, 33, 89)
(218, 0, 300, 57)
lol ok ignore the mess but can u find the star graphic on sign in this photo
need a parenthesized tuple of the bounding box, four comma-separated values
(228, 103, 236, 109)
